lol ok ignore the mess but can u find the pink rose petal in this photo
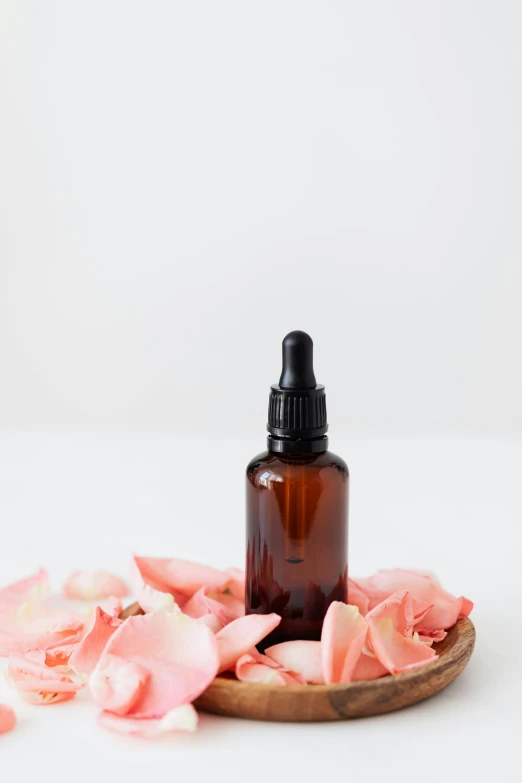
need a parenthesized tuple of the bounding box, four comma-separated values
(215, 613, 281, 673)
(366, 590, 437, 674)
(90, 654, 149, 715)
(321, 602, 367, 684)
(0, 604, 85, 657)
(459, 597, 474, 618)
(347, 579, 370, 615)
(7, 653, 84, 705)
(195, 614, 224, 633)
(0, 569, 49, 608)
(133, 555, 230, 607)
(378, 587, 415, 638)
(235, 652, 305, 685)
(22, 643, 79, 668)
(63, 570, 128, 601)
(417, 629, 447, 647)
(224, 568, 246, 601)
(211, 591, 245, 617)
(356, 569, 472, 632)
(130, 556, 180, 614)
(98, 596, 123, 617)
(24, 691, 74, 705)
(351, 652, 389, 681)
(0, 704, 16, 734)
(91, 611, 219, 717)
(24, 648, 73, 672)
(69, 606, 123, 679)
(265, 641, 324, 684)
(97, 704, 198, 737)
(411, 599, 434, 630)
(131, 557, 244, 618)
(182, 586, 240, 626)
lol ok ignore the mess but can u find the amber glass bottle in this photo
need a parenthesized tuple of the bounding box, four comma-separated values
(246, 331, 348, 651)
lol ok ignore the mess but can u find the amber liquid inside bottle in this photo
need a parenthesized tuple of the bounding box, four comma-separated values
(246, 446, 348, 651)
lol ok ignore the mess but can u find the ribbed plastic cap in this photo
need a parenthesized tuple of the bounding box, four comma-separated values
(267, 331, 328, 441)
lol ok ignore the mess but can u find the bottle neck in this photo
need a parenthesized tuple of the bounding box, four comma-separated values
(267, 434, 328, 455)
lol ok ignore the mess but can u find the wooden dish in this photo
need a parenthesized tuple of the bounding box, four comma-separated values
(120, 604, 475, 722)
(196, 617, 475, 722)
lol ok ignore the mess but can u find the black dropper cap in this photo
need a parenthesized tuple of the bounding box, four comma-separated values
(267, 331, 328, 453)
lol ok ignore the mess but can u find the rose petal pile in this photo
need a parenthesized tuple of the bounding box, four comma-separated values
(0, 559, 473, 738)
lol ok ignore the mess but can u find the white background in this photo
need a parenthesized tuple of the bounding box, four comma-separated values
(0, 1, 521, 781)
(1, 0, 521, 437)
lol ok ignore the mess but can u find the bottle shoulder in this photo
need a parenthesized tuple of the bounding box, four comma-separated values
(323, 450, 349, 477)
(246, 450, 274, 476)
(246, 448, 348, 483)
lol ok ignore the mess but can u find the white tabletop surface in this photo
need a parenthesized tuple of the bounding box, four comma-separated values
(0, 435, 520, 782)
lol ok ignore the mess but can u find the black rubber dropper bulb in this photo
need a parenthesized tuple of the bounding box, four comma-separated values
(279, 331, 317, 390)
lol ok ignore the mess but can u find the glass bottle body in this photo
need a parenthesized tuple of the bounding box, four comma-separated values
(246, 448, 348, 651)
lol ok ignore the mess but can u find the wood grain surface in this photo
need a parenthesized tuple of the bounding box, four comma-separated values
(119, 603, 475, 722)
